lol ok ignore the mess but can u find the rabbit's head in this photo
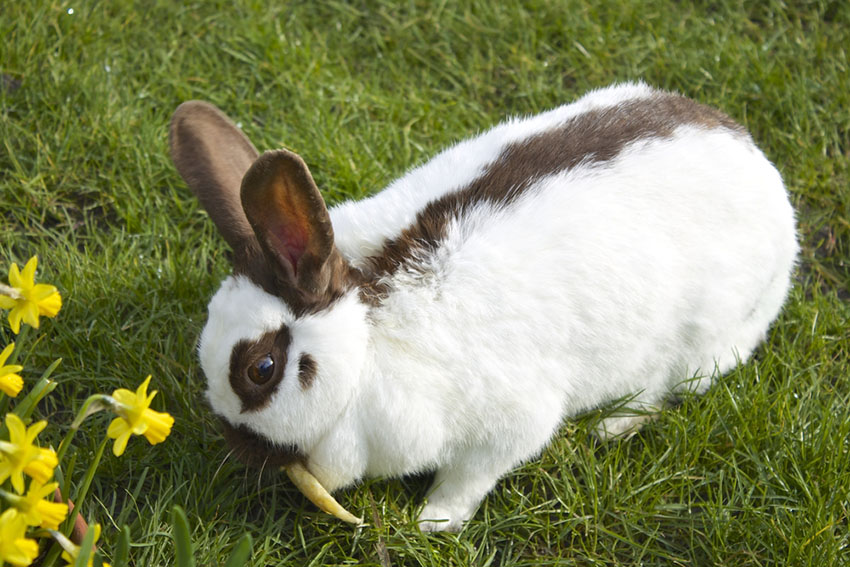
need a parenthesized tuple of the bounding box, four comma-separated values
(169, 102, 369, 465)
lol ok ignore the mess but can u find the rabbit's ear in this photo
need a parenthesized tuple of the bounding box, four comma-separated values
(169, 101, 260, 255)
(240, 149, 336, 297)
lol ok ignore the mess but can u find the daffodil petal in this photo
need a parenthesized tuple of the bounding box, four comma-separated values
(0, 460, 13, 486)
(136, 375, 152, 399)
(21, 257, 38, 286)
(36, 499, 69, 530)
(11, 471, 26, 494)
(5, 413, 26, 440)
(19, 301, 40, 329)
(111, 389, 137, 407)
(0, 343, 14, 365)
(0, 372, 24, 397)
(30, 283, 58, 301)
(0, 509, 41, 567)
(24, 419, 49, 443)
(24, 449, 58, 484)
(5, 539, 39, 567)
(107, 417, 131, 440)
(8, 307, 23, 334)
(112, 431, 132, 457)
(0, 295, 18, 308)
(7, 263, 23, 289)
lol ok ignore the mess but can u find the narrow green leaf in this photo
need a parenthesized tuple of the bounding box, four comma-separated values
(112, 525, 131, 567)
(172, 505, 196, 567)
(223, 533, 253, 567)
(11, 357, 61, 420)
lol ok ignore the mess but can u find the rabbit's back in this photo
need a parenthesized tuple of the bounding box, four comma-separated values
(340, 83, 797, 425)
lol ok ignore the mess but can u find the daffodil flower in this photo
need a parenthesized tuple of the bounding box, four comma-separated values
(0, 343, 24, 397)
(56, 522, 111, 567)
(106, 375, 174, 457)
(2, 478, 69, 530)
(0, 413, 59, 494)
(0, 508, 39, 567)
(0, 256, 62, 334)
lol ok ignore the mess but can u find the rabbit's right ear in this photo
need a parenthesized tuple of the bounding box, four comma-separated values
(169, 101, 260, 254)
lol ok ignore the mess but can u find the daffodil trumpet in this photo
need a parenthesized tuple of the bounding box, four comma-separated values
(284, 462, 363, 525)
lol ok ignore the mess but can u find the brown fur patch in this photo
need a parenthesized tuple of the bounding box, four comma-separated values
(220, 419, 304, 468)
(298, 353, 318, 389)
(233, 246, 360, 316)
(238, 150, 362, 316)
(360, 92, 745, 300)
(229, 327, 291, 412)
(169, 100, 260, 256)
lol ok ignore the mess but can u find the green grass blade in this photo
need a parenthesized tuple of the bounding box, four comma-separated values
(171, 505, 196, 567)
(223, 533, 253, 567)
(112, 525, 131, 567)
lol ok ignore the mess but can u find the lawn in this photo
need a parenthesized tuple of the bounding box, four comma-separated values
(1, 1, 848, 565)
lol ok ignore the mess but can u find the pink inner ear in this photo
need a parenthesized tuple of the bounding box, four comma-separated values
(270, 223, 308, 276)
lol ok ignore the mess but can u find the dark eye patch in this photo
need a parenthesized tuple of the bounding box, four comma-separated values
(229, 327, 291, 412)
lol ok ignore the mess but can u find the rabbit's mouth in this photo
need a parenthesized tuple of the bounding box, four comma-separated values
(219, 419, 304, 468)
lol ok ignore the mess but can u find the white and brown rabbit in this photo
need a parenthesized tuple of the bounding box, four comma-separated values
(169, 82, 797, 531)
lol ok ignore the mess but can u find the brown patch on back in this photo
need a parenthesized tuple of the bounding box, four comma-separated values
(360, 91, 746, 301)
(229, 327, 291, 412)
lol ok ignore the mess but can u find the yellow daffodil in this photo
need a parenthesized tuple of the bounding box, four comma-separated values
(0, 413, 59, 494)
(0, 256, 62, 334)
(59, 523, 111, 567)
(4, 478, 69, 530)
(0, 508, 39, 567)
(0, 343, 24, 398)
(107, 375, 174, 457)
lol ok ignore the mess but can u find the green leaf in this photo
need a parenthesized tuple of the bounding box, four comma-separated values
(223, 533, 253, 567)
(172, 505, 196, 567)
(112, 525, 131, 567)
(10, 357, 60, 420)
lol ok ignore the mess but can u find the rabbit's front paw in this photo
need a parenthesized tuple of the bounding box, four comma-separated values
(417, 501, 472, 533)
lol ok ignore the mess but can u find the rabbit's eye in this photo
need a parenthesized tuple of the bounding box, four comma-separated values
(248, 354, 275, 385)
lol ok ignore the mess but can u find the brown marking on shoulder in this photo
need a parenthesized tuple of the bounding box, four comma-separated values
(229, 327, 291, 412)
(297, 353, 318, 389)
(220, 419, 304, 468)
(360, 91, 746, 301)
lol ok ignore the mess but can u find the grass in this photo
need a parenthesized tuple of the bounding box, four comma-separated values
(1, 0, 848, 565)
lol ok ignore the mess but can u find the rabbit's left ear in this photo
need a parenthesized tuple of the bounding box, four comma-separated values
(240, 150, 337, 298)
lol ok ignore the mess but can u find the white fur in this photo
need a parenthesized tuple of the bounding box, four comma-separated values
(198, 82, 798, 532)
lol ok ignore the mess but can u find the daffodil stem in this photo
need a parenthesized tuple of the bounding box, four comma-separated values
(65, 437, 108, 539)
(56, 394, 114, 466)
(41, 433, 107, 567)
(53, 394, 116, 528)
(5, 325, 28, 365)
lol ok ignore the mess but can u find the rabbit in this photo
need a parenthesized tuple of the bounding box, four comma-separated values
(169, 82, 798, 532)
